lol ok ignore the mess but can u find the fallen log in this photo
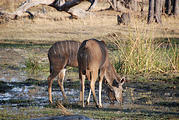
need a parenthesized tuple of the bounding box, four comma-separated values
(0, 0, 95, 20)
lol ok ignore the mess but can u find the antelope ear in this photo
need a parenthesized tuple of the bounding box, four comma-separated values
(112, 79, 119, 87)
(120, 77, 125, 86)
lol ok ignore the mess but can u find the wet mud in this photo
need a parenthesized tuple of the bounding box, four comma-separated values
(0, 46, 179, 119)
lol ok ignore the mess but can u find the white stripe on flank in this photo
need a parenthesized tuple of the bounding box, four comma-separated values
(65, 41, 68, 54)
(71, 42, 74, 59)
(61, 42, 64, 53)
(57, 43, 60, 53)
(53, 46, 56, 54)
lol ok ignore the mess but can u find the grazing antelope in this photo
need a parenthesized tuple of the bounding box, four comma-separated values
(77, 39, 125, 108)
(47, 40, 81, 103)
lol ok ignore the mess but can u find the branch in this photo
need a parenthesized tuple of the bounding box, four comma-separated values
(50, 0, 83, 12)
(1, 0, 92, 20)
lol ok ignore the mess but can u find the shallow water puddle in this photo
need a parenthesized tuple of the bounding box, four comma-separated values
(0, 71, 179, 119)
(0, 77, 179, 108)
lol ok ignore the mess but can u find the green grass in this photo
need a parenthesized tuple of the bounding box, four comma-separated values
(1, 105, 177, 120)
(110, 26, 179, 75)
(24, 54, 49, 73)
(24, 55, 42, 73)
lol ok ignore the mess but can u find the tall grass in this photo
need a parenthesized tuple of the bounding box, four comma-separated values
(111, 27, 179, 75)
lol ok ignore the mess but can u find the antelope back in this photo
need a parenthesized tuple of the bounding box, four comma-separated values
(48, 40, 81, 70)
(77, 39, 109, 74)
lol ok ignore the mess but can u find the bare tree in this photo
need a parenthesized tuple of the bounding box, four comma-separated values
(172, 0, 178, 16)
(147, 0, 162, 24)
(164, 0, 178, 16)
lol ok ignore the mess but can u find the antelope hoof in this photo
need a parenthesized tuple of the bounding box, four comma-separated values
(49, 100, 53, 104)
(82, 104, 85, 108)
(98, 105, 102, 108)
(86, 101, 90, 106)
(96, 104, 102, 108)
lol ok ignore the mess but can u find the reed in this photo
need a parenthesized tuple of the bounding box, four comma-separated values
(111, 26, 179, 75)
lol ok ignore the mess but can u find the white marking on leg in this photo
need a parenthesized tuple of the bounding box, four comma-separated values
(60, 69, 66, 80)
(99, 80, 102, 107)
(87, 89, 91, 104)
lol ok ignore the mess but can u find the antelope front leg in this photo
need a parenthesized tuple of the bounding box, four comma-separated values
(90, 71, 99, 108)
(48, 76, 53, 103)
(98, 69, 105, 108)
(80, 74, 86, 107)
(98, 79, 103, 108)
(86, 70, 91, 105)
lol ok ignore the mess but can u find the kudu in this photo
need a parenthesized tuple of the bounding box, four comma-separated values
(77, 39, 125, 108)
(47, 40, 81, 103)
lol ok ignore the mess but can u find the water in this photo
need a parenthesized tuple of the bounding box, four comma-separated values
(0, 72, 178, 109)
(0, 47, 178, 119)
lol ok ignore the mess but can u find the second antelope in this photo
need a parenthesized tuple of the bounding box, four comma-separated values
(78, 39, 125, 108)
(47, 40, 81, 103)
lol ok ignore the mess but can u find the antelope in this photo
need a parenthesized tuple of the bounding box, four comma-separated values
(77, 39, 125, 108)
(47, 40, 81, 103)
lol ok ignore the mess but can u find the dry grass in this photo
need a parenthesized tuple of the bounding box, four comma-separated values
(0, 0, 25, 12)
(110, 25, 179, 74)
(0, 1, 178, 45)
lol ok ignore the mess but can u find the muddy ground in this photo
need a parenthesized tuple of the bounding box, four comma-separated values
(0, 45, 179, 120)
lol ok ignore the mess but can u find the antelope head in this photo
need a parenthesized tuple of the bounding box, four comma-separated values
(109, 77, 125, 104)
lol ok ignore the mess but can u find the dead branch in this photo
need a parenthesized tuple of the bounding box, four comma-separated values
(0, 0, 93, 20)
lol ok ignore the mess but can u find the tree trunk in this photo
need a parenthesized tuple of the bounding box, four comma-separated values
(165, 0, 172, 15)
(172, 0, 179, 16)
(154, 0, 162, 23)
(148, 0, 154, 24)
(148, 0, 162, 24)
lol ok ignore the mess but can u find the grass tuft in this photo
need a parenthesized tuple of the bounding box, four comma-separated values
(24, 54, 48, 73)
(110, 26, 179, 75)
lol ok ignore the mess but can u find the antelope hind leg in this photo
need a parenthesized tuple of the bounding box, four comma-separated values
(57, 69, 68, 103)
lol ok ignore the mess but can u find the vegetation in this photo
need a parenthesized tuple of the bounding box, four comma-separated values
(111, 26, 179, 75)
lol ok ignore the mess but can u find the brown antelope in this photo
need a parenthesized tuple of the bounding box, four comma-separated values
(47, 40, 81, 103)
(77, 39, 125, 108)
